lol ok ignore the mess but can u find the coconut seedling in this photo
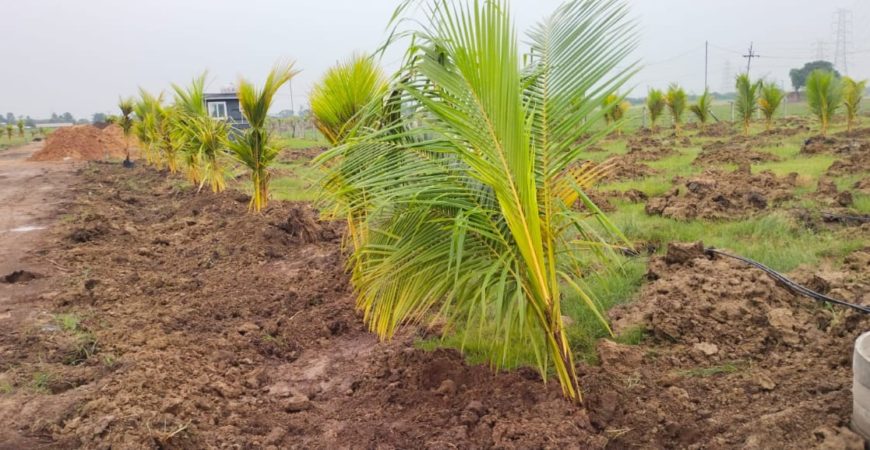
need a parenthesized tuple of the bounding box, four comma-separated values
(310, 54, 388, 145)
(175, 113, 230, 193)
(16, 119, 24, 137)
(133, 90, 157, 165)
(666, 83, 687, 134)
(230, 63, 298, 212)
(689, 89, 712, 131)
(758, 83, 785, 131)
(603, 94, 630, 135)
(118, 97, 135, 160)
(735, 74, 762, 136)
(5, 124, 12, 140)
(318, 0, 636, 402)
(646, 88, 666, 131)
(806, 69, 843, 136)
(842, 76, 867, 133)
(171, 73, 208, 185)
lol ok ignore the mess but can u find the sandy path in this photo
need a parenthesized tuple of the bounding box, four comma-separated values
(0, 142, 79, 448)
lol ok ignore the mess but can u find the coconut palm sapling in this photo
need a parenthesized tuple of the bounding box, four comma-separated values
(806, 69, 843, 136)
(171, 73, 208, 185)
(735, 74, 762, 136)
(230, 63, 298, 212)
(666, 84, 687, 134)
(758, 83, 785, 131)
(318, 0, 637, 402)
(842, 77, 867, 133)
(646, 89, 665, 131)
(118, 98, 135, 160)
(689, 89, 712, 131)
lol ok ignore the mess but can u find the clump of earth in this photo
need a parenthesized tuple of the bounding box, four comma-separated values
(645, 165, 796, 220)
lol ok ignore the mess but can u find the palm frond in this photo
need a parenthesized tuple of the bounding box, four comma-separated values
(735, 74, 762, 135)
(310, 54, 388, 145)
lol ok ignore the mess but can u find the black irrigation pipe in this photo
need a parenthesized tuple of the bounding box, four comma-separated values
(704, 247, 870, 315)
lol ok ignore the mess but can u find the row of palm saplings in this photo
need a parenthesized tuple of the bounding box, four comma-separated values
(607, 70, 865, 136)
(4, 119, 28, 140)
(123, 65, 297, 212)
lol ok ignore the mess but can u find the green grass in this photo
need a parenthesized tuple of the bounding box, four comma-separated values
(31, 371, 55, 393)
(269, 161, 319, 202)
(0, 134, 33, 150)
(611, 205, 861, 271)
(54, 313, 81, 332)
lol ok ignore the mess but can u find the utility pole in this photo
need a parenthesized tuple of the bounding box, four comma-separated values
(833, 9, 852, 74)
(704, 41, 709, 91)
(743, 42, 760, 75)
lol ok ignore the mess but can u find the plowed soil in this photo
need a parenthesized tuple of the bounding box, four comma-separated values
(693, 137, 780, 166)
(600, 242, 869, 449)
(1, 163, 868, 449)
(645, 166, 797, 220)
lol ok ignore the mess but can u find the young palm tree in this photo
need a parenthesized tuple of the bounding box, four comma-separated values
(603, 94, 630, 134)
(310, 54, 388, 145)
(5, 124, 13, 140)
(757, 83, 785, 131)
(318, 0, 636, 402)
(646, 88, 665, 131)
(171, 73, 208, 185)
(842, 76, 867, 133)
(689, 89, 712, 131)
(806, 69, 843, 136)
(666, 83, 687, 133)
(16, 119, 24, 137)
(230, 64, 298, 212)
(735, 74, 762, 136)
(174, 113, 230, 193)
(118, 98, 135, 160)
(133, 90, 157, 165)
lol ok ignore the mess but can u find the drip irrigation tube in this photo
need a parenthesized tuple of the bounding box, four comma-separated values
(704, 247, 870, 315)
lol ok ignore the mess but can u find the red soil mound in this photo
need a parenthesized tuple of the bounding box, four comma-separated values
(29, 124, 134, 161)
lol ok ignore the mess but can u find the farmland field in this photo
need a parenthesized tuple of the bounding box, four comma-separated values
(1, 110, 868, 448)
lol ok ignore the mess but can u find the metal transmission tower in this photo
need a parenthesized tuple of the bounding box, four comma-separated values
(832, 9, 853, 74)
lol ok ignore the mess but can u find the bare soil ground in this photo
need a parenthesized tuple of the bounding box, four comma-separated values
(0, 142, 80, 449)
(1, 156, 868, 448)
(645, 166, 797, 220)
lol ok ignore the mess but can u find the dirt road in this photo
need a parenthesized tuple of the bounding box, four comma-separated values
(0, 143, 79, 448)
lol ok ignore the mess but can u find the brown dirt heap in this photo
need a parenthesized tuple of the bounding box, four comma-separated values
(594, 242, 870, 449)
(645, 165, 796, 220)
(29, 124, 133, 161)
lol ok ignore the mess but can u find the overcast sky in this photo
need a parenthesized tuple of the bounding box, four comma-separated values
(2, 0, 868, 119)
